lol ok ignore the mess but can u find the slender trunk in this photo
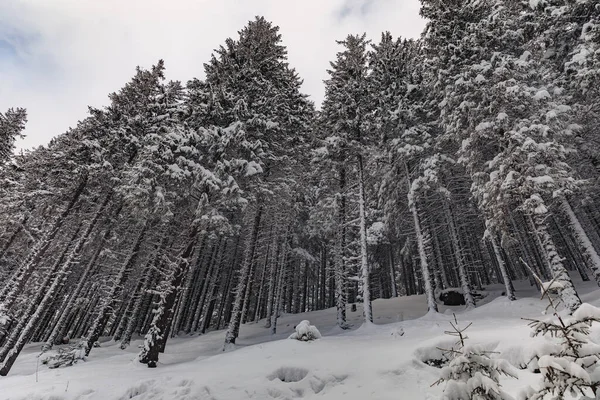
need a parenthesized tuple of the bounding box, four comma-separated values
(357, 155, 372, 323)
(200, 239, 228, 334)
(560, 198, 600, 285)
(181, 235, 209, 334)
(120, 256, 157, 349)
(0, 191, 108, 375)
(264, 235, 281, 328)
(254, 235, 271, 322)
(270, 241, 288, 335)
(444, 201, 475, 308)
(409, 193, 437, 312)
(0, 214, 28, 264)
(138, 225, 199, 367)
(335, 166, 348, 328)
(527, 214, 554, 279)
(489, 232, 516, 301)
(43, 202, 119, 351)
(83, 219, 150, 356)
(224, 206, 263, 350)
(533, 212, 582, 313)
(191, 241, 219, 333)
(0, 223, 82, 357)
(0, 176, 87, 313)
(216, 236, 240, 330)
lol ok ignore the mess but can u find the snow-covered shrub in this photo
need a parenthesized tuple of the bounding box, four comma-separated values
(41, 343, 86, 369)
(521, 303, 600, 399)
(288, 320, 321, 341)
(434, 315, 517, 399)
(414, 340, 454, 368)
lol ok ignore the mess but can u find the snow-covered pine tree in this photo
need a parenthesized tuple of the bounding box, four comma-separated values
(320, 33, 375, 324)
(423, 0, 584, 311)
(434, 314, 517, 399)
(0, 108, 27, 165)
(209, 17, 314, 350)
(523, 298, 600, 398)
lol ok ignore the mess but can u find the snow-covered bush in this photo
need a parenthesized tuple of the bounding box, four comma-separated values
(434, 315, 517, 399)
(288, 320, 321, 341)
(41, 343, 86, 369)
(521, 303, 600, 400)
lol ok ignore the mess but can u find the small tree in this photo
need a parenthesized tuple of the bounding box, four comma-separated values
(522, 270, 600, 400)
(434, 314, 517, 400)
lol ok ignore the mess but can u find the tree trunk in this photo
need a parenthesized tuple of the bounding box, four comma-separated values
(83, 219, 150, 356)
(334, 166, 348, 328)
(264, 234, 281, 328)
(0, 191, 108, 375)
(408, 192, 438, 312)
(270, 240, 289, 335)
(444, 201, 475, 308)
(560, 198, 600, 285)
(138, 225, 199, 367)
(533, 212, 582, 313)
(201, 239, 228, 334)
(224, 205, 263, 350)
(489, 232, 516, 301)
(0, 175, 87, 316)
(43, 202, 120, 351)
(357, 155, 373, 323)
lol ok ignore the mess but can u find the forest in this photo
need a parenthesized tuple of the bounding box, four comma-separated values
(0, 0, 599, 387)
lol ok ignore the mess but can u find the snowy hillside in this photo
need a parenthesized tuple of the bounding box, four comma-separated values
(4, 278, 600, 400)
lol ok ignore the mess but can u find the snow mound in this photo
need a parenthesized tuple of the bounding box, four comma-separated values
(414, 339, 455, 368)
(288, 320, 321, 341)
(268, 367, 309, 382)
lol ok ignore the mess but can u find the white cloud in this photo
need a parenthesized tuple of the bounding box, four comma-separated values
(0, 0, 425, 150)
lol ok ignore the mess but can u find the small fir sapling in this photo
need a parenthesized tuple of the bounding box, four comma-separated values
(520, 260, 600, 400)
(433, 314, 517, 400)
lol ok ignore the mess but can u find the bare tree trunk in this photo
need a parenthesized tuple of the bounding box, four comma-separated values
(533, 212, 581, 313)
(444, 201, 475, 308)
(264, 234, 281, 328)
(200, 239, 228, 334)
(83, 219, 150, 356)
(270, 239, 289, 335)
(224, 205, 263, 350)
(334, 166, 348, 328)
(489, 231, 516, 301)
(0, 192, 108, 376)
(408, 192, 438, 312)
(0, 176, 87, 316)
(138, 225, 199, 367)
(560, 198, 600, 285)
(357, 155, 373, 323)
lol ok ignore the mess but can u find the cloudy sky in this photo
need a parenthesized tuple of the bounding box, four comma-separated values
(1, 0, 425, 150)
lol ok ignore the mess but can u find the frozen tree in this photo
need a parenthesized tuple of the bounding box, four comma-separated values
(320, 34, 374, 324)
(0, 108, 27, 165)
(523, 278, 600, 399)
(434, 314, 517, 399)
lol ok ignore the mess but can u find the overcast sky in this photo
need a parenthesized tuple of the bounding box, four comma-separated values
(0, 0, 425, 150)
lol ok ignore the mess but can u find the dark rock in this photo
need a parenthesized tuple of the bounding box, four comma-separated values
(439, 290, 466, 306)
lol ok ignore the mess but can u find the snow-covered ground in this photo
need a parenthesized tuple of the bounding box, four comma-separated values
(3, 278, 600, 400)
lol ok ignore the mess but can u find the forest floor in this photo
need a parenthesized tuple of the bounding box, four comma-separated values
(3, 277, 600, 400)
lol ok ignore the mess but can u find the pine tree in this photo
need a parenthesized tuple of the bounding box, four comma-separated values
(524, 291, 600, 399)
(0, 108, 27, 165)
(434, 314, 517, 400)
(320, 33, 375, 324)
(211, 17, 313, 349)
